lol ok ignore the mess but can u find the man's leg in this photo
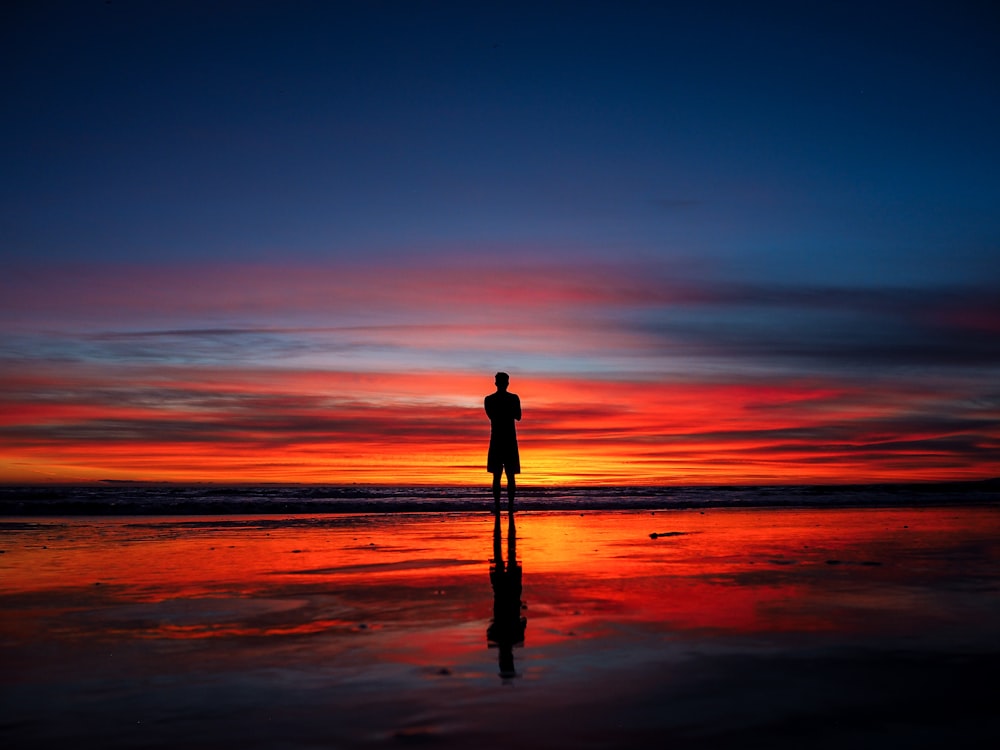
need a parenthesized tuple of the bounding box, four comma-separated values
(506, 468, 516, 516)
(492, 471, 503, 516)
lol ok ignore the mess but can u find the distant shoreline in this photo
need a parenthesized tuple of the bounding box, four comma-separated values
(3, 477, 996, 489)
(1, 479, 997, 516)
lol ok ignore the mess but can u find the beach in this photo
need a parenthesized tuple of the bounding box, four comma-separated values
(2, 505, 999, 748)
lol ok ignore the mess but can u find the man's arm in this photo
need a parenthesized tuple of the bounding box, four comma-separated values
(514, 394, 522, 421)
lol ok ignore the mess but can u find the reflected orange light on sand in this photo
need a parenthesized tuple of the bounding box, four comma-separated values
(508, 508, 1000, 640)
(5, 508, 996, 652)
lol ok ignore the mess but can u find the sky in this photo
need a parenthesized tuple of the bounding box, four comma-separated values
(1, 0, 998, 485)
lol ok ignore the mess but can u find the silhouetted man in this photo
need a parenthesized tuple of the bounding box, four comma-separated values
(485, 371, 521, 517)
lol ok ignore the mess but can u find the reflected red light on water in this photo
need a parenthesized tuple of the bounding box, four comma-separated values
(4, 507, 996, 654)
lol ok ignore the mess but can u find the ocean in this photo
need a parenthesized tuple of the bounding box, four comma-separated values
(2, 479, 997, 515)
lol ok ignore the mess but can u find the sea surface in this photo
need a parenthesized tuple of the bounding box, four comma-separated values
(2, 479, 997, 515)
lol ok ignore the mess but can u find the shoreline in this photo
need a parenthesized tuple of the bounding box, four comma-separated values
(2, 478, 998, 516)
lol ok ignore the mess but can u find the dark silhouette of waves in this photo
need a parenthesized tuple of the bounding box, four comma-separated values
(1, 480, 997, 516)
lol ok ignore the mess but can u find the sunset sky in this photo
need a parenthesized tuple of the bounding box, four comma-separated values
(2, 1, 998, 485)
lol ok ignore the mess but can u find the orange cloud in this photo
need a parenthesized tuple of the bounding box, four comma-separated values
(2, 260, 998, 484)
(2, 363, 996, 484)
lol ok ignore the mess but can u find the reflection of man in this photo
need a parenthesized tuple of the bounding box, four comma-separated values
(485, 372, 521, 518)
(487, 517, 526, 680)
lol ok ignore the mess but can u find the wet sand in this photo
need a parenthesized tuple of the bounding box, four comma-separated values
(2, 506, 999, 748)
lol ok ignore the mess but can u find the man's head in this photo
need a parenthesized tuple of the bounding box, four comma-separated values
(495, 372, 509, 391)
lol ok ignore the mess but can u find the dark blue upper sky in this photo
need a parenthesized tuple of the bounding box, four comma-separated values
(3, 0, 998, 284)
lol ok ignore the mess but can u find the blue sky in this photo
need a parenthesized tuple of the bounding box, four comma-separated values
(4, 1, 997, 280)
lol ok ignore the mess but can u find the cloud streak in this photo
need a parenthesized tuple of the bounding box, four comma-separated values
(1, 363, 996, 484)
(2, 259, 998, 483)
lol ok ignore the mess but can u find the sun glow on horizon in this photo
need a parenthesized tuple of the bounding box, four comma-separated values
(2, 261, 998, 486)
(2, 363, 996, 485)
